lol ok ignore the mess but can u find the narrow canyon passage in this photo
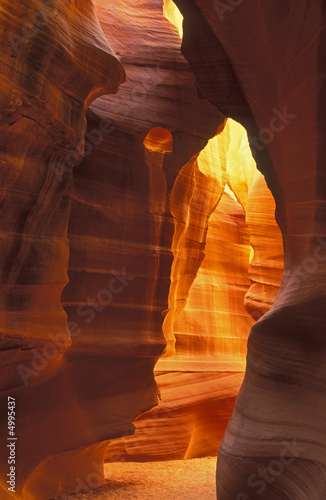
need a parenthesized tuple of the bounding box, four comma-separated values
(104, 117, 283, 464)
(0, 1, 325, 500)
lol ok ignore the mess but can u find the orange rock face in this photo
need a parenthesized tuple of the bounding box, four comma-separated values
(104, 119, 283, 462)
(244, 172, 284, 320)
(1, 0, 305, 498)
(174, 0, 326, 498)
(105, 180, 252, 460)
(0, 1, 126, 498)
(0, 0, 228, 498)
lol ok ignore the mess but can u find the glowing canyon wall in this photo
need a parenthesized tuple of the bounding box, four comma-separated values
(0, 1, 130, 498)
(1, 0, 321, 500)
(173, 0, 326, 498)
(0, 0, 228, 497)
(104, 119, 283, 463)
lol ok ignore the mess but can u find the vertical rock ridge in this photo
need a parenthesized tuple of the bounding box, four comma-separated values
(0, 0, 125, 498)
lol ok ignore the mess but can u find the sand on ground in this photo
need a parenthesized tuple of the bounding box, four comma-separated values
(55, 457, 217, 500)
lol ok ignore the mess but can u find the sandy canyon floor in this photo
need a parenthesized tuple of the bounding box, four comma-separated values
(55, 457, 217, 499)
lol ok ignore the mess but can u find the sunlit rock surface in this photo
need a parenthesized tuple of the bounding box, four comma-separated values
(244, 172, 284, 320)
(0, 0, 298, 498)
(0, 0, 230, 498)
(174, 0, 326, 498)
(75, 0, 243, 465)
(105, 180, 252, 459)
(105, 121, 283, 462)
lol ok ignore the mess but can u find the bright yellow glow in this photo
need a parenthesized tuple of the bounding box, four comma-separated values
(160, 118, 258, 359)
(163, 0, 257, 210)
(163, 0, 183, 37)
(159, 4, 260, 360)
(197, 118, 257, 207)
(225, 119, 258, 210)
(249, 246, 255, 263)
(197, 125, 228, 181)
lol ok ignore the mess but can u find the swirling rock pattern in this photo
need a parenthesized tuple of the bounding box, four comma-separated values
(174, 0, 326, 498)
(244, 171, 284, 320)
(72, 0, 233, 466)
(100, 2, 281, 465)
(0, 0, 125, 498)
(0, 0, 307, 498)
(104, 120, 283, 462)
(0, 0, 226, 498)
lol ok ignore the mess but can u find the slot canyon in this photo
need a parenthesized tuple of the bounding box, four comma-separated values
(0, 1, 325, 499)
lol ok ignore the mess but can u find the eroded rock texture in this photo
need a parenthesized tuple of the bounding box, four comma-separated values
(173, 0, 326, 498)
(2, 0, 317, 498)
(0, 0, 234, 498)
(104, 120, 283, 462)
(0, 0, 125, 498)
(100, 3, 282, 465)
(70, 0, 235, 466)
(244, 172, 284, 320)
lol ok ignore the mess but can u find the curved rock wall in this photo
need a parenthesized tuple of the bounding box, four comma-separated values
(0, 0, 303, 498)
(105, 119, 283, 462)
(0, 0, 226, 498)
(244, 171, 284, 320)
(0, 0, 123, 498)
(174, 0, 326, 498)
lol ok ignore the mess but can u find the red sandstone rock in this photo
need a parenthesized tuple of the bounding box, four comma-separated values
(0, 0, 295, 498)
(244, 171, 284, 320)
(0, 0, 125, 498)
(174, 0, 326, 498)
(0, 0, 224, 498)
